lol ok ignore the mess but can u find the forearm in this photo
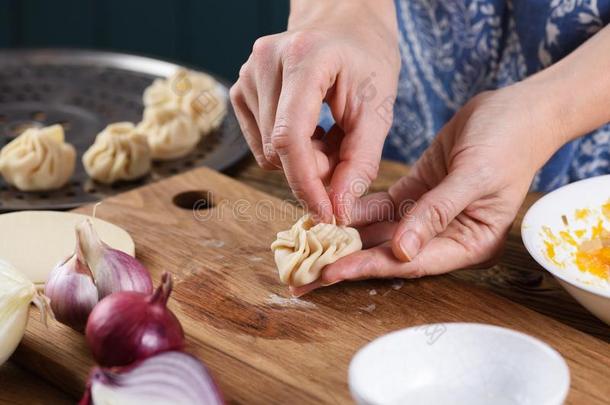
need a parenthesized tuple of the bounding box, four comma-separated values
(288, 0, 397, 36)
(525, 24, 610, 147)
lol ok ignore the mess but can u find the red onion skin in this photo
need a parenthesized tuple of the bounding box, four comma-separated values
(85, 274, 184, 367)
(79, 351, 225, 405)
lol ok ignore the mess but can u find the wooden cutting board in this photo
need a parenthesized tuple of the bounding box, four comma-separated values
(13, 167, 610, 404)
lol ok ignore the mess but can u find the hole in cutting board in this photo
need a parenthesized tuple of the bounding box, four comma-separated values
(173, 190, 215, 211)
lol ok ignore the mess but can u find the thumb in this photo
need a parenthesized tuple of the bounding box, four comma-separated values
(391, 171, 482, 261)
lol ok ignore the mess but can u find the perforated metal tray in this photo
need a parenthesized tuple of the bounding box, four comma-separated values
(0, 49, 249, 211)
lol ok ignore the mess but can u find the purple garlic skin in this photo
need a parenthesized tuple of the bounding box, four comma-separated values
(76, 220, 153, 298)
(45, 253, 98, 332)
(45, 219, 153, 332)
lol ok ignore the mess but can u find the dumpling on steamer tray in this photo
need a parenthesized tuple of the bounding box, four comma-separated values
(0, 124, 76, 191)
(142, 68, 227, 136)
(137, 105, 199, 160)
(271, 215, 363, 287)
(83, 122, 151, 184)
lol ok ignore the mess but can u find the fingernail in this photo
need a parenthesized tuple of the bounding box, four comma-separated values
(398, 231, 420, 261)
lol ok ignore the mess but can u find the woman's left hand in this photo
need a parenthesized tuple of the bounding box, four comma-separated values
(292, 83, 568, 296)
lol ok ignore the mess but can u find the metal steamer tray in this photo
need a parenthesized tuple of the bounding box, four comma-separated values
(0, 49, 249, 211)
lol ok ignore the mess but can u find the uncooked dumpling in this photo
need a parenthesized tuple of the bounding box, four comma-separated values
(0, 124, 76, 191)
(271, 215, 362, 287)
(83, 122, 151, 184)
(143, 68, 227, 135)
(137, 106, 199, 160)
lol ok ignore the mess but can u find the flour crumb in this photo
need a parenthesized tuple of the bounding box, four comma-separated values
(202, 239, 225, 248)
(369, 289, 377, 296)
(391, 279, 404, 290)
(359, 304, 376, 313)
(266, 293, 317, 309)
(249, 256, 264, 262)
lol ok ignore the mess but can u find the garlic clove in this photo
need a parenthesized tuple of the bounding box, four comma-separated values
(45, 253, 98, 332)
(76, 219, 152, 297)
(0, 259, 47, 365)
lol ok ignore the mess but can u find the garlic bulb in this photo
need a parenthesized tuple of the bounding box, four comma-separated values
(44, 219, 153, 332)
(0, 260, 48, 365)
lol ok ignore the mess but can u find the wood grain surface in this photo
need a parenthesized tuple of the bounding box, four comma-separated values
(10, 164, 610, 405)
(0, 362, 72, 405)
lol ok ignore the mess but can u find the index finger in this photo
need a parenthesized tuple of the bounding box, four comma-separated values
(272, 62, 334, 222)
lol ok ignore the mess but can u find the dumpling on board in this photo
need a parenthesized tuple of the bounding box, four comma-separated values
(137, 106, 199, 160)
(83, 122, 151, 184)
(0, 124, 76, 191)
(271, 215, 362, 287)
(142, 68, 227, 136)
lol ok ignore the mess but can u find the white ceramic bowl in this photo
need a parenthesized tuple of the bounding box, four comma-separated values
(349, 323, 569, 405)
(521, 175, 610, 325)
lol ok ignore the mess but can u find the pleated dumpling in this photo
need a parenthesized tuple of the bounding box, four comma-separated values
(271, 215, 362, 287)
(0, 124, 76, 191)
(137, 106, 199, 160)
(83, 122, 151, 184)
(142, 68, 227, 136)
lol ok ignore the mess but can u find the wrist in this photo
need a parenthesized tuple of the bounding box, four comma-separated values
(289, 0, 397, 32)
(520, 25, 610, 147)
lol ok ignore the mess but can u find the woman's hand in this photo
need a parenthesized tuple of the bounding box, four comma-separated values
(289, 23, 610, 296)
(230, 0, 400, 223)
(292, 83, 568, 296)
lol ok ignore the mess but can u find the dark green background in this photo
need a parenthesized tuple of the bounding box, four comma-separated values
(0, 0, 290, 82)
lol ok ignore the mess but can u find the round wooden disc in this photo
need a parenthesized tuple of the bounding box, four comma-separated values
(0, 211, 134, 283)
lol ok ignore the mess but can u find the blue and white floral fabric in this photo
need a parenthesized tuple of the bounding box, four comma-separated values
(325, 1, 610, 192)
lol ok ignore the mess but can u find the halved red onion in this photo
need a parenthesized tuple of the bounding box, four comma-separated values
(79, 351, 224, 405)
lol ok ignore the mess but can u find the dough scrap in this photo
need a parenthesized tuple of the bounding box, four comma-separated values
(271, 215, 362, 287)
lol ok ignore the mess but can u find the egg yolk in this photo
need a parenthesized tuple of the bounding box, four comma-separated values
(575, 247, 610, 280)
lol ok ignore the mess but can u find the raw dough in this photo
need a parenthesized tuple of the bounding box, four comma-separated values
(271, 215, 362, 287)
(0, 211, 134, 284)
(137, 106, 200, 160)
(0, 124, 76, 191)
(83, 122, 151, 184)
(143, 68, 227, 136)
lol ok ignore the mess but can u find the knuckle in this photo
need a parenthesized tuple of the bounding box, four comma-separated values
(238, 61, 252, 80)
(270, 122, 291, 153)
(407, 255, 427, 279)
(423, 199, 455, 234)
(252, 36, 274, 58)
(262, 142, 277, 160)
(282, 31, 318, 73)
(362, 251, 382, 278)
(284, 31, 315, 59)
(229, 83, 241, 105)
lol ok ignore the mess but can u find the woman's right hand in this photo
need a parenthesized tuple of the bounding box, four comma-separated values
(230, 0, 400, 223)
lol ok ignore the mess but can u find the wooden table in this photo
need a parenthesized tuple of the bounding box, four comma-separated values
(1, 158, 609, 404)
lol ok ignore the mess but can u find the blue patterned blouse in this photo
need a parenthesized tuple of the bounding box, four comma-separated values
(323, 1, 610, 192)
